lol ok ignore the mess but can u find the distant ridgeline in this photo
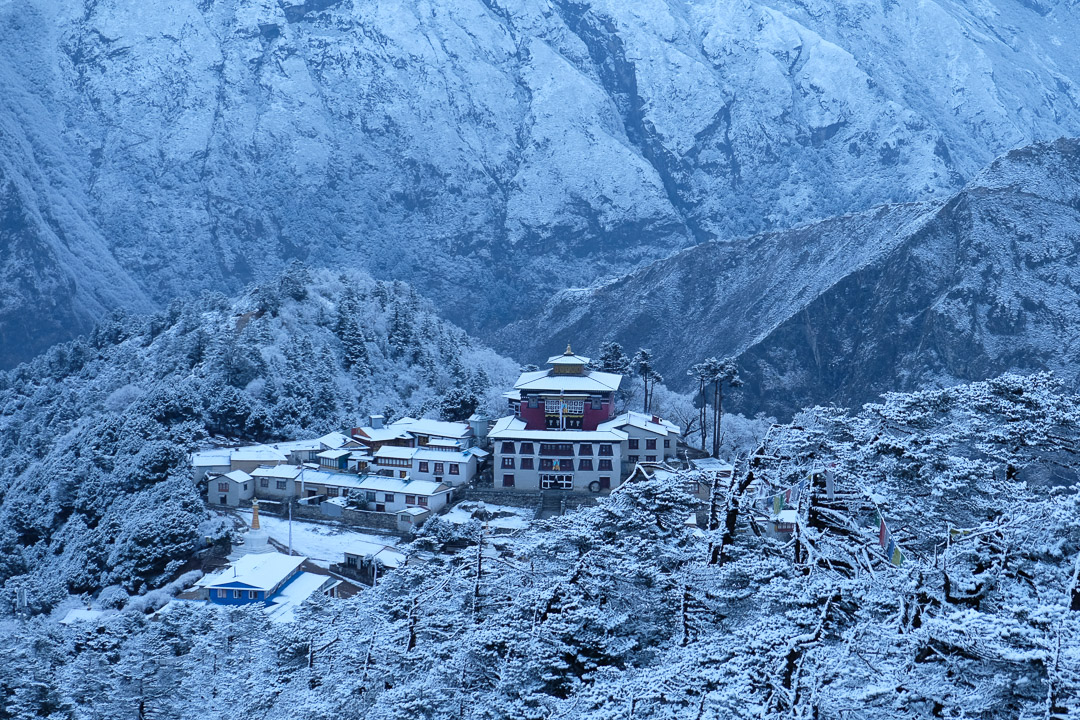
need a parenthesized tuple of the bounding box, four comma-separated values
(2, 372, 1079, 719)
(0, 266, 516, 612)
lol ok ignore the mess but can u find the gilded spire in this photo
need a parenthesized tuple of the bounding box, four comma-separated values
(565, 343, 573, 356)
(251, 501, 261, 530)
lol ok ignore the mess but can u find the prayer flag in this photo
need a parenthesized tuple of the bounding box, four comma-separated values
(878, 514, 888, 548)
(773, 494, 783, 515)
(891, 544, 904, 567)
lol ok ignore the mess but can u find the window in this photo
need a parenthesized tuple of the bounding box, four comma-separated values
(346, 555, 357, 568)
(233, 590, 241, 599)
(384, 493, 395, 503)
(501, 442, 516, 454)
(628, 455, 639, 464)
(539, 458, 573, 471)
(579, 459, 593, 471)
(260, 478, 269, 488)
(598, 444, 613, 456)
(419, 461, 429, 472)
(217, 589, 226, 598)
(599, 476, 611, 490)
(243, 483, 248, 490)
(664, 439, 671, 448)
(405, 495, 416, 505)
(417, 496, 428, 506)
(519, 442, 534, 454)
(376, 504, 386, 512)
(502, 474, 515, 487)
(217, 482, 229, 492)
(590, 395, 602, 410)
(327, 487, 339, 497)
(276, 480, 287, 490)
(248, 591, 257, 600)
(528, 395, 539, 408)
(449, 464, 460, 475)
(434, 462, 444, 474)
(501, 457, 515, 469)
(629, 439, 639, 449)
(399, 471, 408, 478)
(366, 491, 377, 502)
(646, 439, 657, 450)
(646, 455, 657, 462)
(598, 459, 613, 471)
(521, 458, 534, 470)
(579, 444, 593, 455)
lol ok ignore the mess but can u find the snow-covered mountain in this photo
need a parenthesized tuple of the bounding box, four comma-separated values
(4, 0, 1080, 367)
(510, 138, 1080, 416)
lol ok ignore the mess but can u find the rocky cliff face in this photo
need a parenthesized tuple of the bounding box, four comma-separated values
(3, 0, 1080, 367)
(515, 138, 1080, 416)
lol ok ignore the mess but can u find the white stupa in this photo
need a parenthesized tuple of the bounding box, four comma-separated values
(242, 501, 273, 554)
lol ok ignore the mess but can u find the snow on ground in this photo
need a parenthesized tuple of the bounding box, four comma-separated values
(234, 510, 403, 568)
(441, 501, 532, 530)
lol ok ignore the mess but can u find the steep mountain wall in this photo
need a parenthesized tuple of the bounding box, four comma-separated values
(516, 138, 1080, 416)
(3, 0, 1080, 365)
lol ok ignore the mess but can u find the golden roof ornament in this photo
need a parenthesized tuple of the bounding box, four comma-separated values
(565, 343, 573, 355)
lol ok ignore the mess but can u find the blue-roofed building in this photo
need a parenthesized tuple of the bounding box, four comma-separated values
(197, 552, 306, 605)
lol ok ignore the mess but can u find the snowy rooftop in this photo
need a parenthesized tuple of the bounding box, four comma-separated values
(599, 411, 681, 436)
(489, 415, 627, 442)
(317, 448, 351, 460)
(390, 417, 473, 439)
(198, 553, 306, 592)
(353, 426, 413, 443)
(232, 445, 289, 463)
(192, 451, 232, 467)
(223, 469, 252, 484)
(513, 369, 623, 394)
(413, 447, 472, 462)
(251, 465, 302, 479)
(375, 445, 417, 460)
(265, 572, 332, 623)
(397, 506, 429, 516)
(299, 469, 366, 490)
(357, 476, 449, 496)
(427, 437, 462, 448)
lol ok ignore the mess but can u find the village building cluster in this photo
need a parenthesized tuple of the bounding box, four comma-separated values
(192, 344, 685, 532)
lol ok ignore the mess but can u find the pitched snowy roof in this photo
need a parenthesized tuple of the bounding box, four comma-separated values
(413, 447, 472, 462)
(427, 437, 462, 448)
(265, 571, 332, 623)
(223, 470, 253, 484)
(513, 369, 622, 393)
(198, 553, 305, 592)
(375, 446, 417, 460)
(356, 476, 449, 496)
(192, 451, 232, 467)
(598, 412, 682, 436)
(231, 445, 288, 463)
(397, 506, 430, 516)
(465, 447, 490, 458)
(299, 468, 366, 489)
(251, 465, 302, 479)
(317, 448, 351, 460)
(389, 417, 473, 439)
(353, 426, 413, 443)
(488, 416, 628, 442)
(546, 350, 591, 366)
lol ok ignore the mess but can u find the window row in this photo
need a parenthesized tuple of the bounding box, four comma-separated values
(500, 442, 614, 456)
(417, 461, 460, 475)
(363, 491, 428, 506)
(500, 458, 612, 472)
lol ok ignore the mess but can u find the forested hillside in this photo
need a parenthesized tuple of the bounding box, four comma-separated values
(2, 372, 1078, 719)
(0, 265, 517, 613)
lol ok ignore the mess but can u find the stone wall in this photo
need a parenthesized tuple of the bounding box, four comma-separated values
(266, 500, 401, 533)
(462, 488, 542, 509)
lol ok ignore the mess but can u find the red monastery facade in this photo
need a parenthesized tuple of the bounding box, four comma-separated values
(491, 345, 681, 493)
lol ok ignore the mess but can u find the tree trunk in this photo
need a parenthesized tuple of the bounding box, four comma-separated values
(699, 378, 707, 452)
(711, 382, 721, 458)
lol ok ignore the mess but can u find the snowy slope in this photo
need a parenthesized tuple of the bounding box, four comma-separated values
(511, 138, 1080, 416)
(3, 0, 1080, 364)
